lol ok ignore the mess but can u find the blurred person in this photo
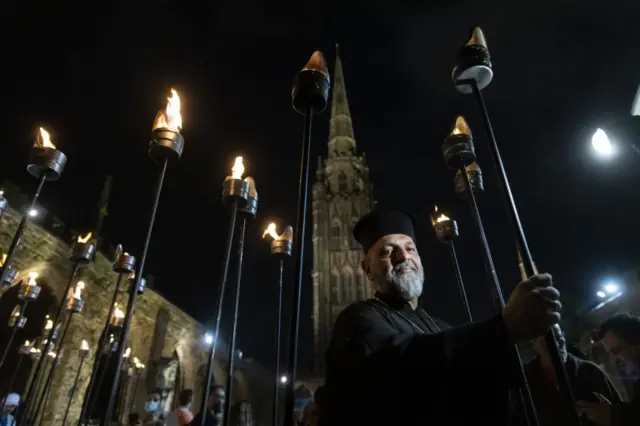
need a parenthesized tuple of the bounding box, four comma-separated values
(166, 389, 194, 426)
(192, 386, 225, 426)
(142, 388, 165, 426)
(578, 313, 640, 426)
(0, 393, 19, 426)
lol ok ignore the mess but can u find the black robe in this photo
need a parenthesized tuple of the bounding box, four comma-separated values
(510, 353, 622, 426)
(319, 292, 516, 425)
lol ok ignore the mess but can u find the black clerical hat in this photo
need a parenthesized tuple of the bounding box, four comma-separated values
(353, 207, 417, 254)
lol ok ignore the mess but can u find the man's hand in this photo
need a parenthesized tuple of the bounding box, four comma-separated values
(502, 273, 561, 341)
(577, 393, 612, 426)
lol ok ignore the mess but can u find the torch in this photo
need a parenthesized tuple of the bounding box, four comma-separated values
(452, 26, 579, 424)
(102, 89, 183, 426)
(430, 207, 472, 322)
(198, 157, 251, 426)
(442, 115, 539, 426)
(0, 254, 19, 288)
(128, 358, 145, 415)
(21, 232, 95, 421)
(0, 127, 67, 285)
(31, 280, 86, 424)
(0, 190, 7, 218)
(221, 172, 258, 426)
(0, 272, 42, 369)
(78, 245, 135, 425)
(262, 223, 293, 426)
(34, 348, 62, 426)
(0, 304, 28, 370)
(284, 50, 330, 426)
(62, 339, 90, 426)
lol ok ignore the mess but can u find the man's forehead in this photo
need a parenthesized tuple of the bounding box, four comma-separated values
(373, 233, 415, 248)
(602, 331, 620, 351)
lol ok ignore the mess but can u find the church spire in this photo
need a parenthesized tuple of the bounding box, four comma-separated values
(328, 43, 356, 158)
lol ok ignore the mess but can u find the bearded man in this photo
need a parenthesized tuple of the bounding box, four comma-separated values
(319, 207, 564, 425)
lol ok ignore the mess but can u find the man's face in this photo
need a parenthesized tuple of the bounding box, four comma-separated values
(603, 330, 639, 372)
(533, 324, 567, 363)
(363, 234, 424, 301)
(1, 404, 16, 416)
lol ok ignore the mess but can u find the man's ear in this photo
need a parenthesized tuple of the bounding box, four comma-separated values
(361, 256, 373, 281)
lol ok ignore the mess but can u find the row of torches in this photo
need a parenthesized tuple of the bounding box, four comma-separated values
(0, 24, 577, 426)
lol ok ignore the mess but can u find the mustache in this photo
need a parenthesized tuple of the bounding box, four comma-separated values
(393, 262, 416, 273)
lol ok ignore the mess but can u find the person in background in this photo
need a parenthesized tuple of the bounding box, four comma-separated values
(166, 389, 194, 426)
(578, 313, 640, 426)
(126, 412, 142, 426)
(0, 393, 19, 426)
(142, 388, 165, 426)
(510, 324, 621, 426)
(192, 386, 225, 426)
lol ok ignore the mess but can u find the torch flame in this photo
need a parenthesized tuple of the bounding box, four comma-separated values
(432, 206, 451, 224)
(152, 89, 182, 132)
(114, 307, 125, 319)
(0, 254, 6, 267)
(27, 271, 38, 286)
(436, 214, 451, 223)
(44, 319, 53, 330)
(450, 116, 471, 136)
(77, 232, 92, 244)
(72, 281, 85, 300)
(231, 156, 245, 179)
(81, 340, 89, 351)
(35, 127, 56, 149)
(263, 223, 279, 240)
(133, 356, 140, 364)
(10, 305, 20, 317)
(129, 271, 135, 280)
(0, 190, 4, 197)
(109, 334, 115, 343)
(24, 340, 30, 347)
(124, 347, 131, 358)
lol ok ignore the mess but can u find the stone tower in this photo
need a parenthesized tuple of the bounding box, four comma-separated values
(311, 47, 374, 374)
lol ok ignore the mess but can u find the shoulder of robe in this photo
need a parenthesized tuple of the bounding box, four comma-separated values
(332, 300, 389, 332)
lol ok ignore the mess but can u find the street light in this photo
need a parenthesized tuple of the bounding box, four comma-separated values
(595, 279, 623, 298)
(204, 333, 213, 345)
(592, 128, 614, 157)
(28, 208, 38, 218)
(280, 375, 287, 384)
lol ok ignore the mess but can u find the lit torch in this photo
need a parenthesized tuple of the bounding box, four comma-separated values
(150, 88, 184, 164)
(71, 231, 97, 264)
(452, 26, 492, 94)
(0, 253, 19, 287)
(18, 271, 40, 301)
(262, 222, 294, 426)
(80, 339, 90, 358)
(27, 126, 68, 181)
(0, 189, 7, 218)
(65, 280, 86, 313)
(430, 206, 459, 244)
(111, 305, 125, 329)
(454, 161, 484, 199)
(7, 305, 27, 329)
(61, 338, 91, 426)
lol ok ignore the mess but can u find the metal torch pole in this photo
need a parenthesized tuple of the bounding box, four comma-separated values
(79, 274, 124, 425)
(272, 258, 284, 426)
(62, 355, 85, 426)
(31, 312, 75, 425)
(222, 218, 248, 426)
(0, 319, 24, 370)
(200, 200, 239, 426)
(102, 158, 169, 426)
(20, 263, 80, 424)
(465, 79, 579, 424)
(0, 174, 46, 285)
(448, 243, 472, 322)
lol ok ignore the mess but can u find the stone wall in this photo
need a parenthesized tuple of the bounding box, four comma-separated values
(0, 201, 274, 426)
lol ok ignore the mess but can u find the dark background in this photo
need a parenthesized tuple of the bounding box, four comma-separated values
(1, 0, 639, 373)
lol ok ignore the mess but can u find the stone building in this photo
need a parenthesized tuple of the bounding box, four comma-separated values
(0, 185, 274, 426)
(309, 48, 374, 381)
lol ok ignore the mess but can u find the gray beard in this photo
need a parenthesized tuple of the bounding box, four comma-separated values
(384, 266, 424, 301)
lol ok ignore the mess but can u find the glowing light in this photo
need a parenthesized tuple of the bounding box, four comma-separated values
(36, 127, 56, 149)
(72, 281, 85, 300)
(204, 333, 214, 345)
(81, 340, 89, 351)
(280, 375, 288, 384)
(152, 89, 182, 132)
(44, 319, 53, 330)
(114, 307, 125, 319)
(0, 254, 6, 267)
(231, 156, 245, 179)
(124, 347, 131, 358)
(592, 128, 613, 156)
(596, 291, 606, 298)
(263, 223, 279, 240)
(77, 232, 92, 244)
(604, 282, 619, 294)
(10, 305, 20, 317)
(431, 206, 451, 225)
(28, 209, 38, 218)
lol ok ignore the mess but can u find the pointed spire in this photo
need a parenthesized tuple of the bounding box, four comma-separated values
(328, 44, 356, 157)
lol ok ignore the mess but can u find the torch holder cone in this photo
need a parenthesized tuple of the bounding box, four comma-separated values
(292, 69, 330, 114)
(113, 253, 136, 274)
(26, 146, 67, 181)
(271, 239, 293, 257)
(149, 128, 184, 164)
(0, 194, 7, 217)
(442, 132, 476, 169)
(80, 348, 90, 358)
(239, 195, 258, 218)
(17, 282, 41, 301)
(65, 297, 85, 313)
(1, 267, 18, 287)
(19, 344, 32, 356)
(433, 219, 459, 244)
(452, 41, 493, 94)
(70, 241, 96, 264)
(222, 178, 250, 208)
(8, 315, 27, 329)
(454, 168, 484, 199)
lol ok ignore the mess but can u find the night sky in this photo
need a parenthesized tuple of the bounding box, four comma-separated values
(2, 1, 640, 372)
